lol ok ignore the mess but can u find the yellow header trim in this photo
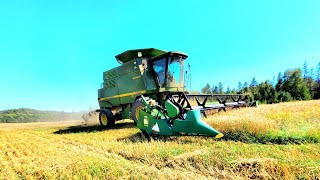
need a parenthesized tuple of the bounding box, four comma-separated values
(99, 90, 147, 101)
(215, 133, 224, 139)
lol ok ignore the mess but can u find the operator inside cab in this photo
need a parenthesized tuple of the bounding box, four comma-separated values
(151, 53, 186, 88)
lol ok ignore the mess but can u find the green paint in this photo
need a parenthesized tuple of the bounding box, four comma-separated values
(137, 103, 221, 137)
(120, 105, 131, 119)
(115, 48, 167, 64)
(98, 48, 222, 138)
(165, 100, 179, 118)
(172, 110, 221, 137)
(98, 48, 187, 109)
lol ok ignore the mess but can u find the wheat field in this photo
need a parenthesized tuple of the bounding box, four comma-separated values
(0, 100, 319, 179)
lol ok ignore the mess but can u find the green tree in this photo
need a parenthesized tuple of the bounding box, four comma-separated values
(316, 62, 320, 99)
(243, 81, 249, 93)
(256, 81, 277, 104)
(230, 88, 237, 94)
(271, 76, 276, 87)
(238, 82, 243, 93)
(303, 61, 308, 79)
(250, 77, 258, 87)
(275, 72, 283, 92)
(276, 91, 292, 102)
(226, 86, 231, 94)
(317, 62, 320, 83)
(250, 77, 258, 100)
(282, 69, 311, 100)
(201, 83, 211, 94)
(218, 82, 224, 94)
(212, 86, 218, 94)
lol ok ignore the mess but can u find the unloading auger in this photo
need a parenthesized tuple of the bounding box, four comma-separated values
(97, 48, 257, 138)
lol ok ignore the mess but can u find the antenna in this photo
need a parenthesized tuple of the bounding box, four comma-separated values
(188, 63, 191, 92)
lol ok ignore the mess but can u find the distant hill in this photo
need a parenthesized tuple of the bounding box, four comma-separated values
(0, 108, 86, 123)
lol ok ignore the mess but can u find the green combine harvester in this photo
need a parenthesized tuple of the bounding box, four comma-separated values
(97, 48, 256, 138)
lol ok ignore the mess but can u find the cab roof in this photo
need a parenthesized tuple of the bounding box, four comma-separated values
(115, 48, 187, 64)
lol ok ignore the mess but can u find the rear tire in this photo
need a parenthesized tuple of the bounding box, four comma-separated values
(131, 98, 146, 125)
(99, 109, 115, 128)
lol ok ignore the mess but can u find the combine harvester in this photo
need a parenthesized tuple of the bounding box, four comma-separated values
(97, 48, 257, 138)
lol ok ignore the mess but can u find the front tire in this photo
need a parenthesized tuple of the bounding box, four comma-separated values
(131, 98, 146, 125)
(99, 109, 115, 128)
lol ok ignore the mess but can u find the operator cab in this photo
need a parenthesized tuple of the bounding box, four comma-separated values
(151, 52, 187, 88)
(115, 48, 188, 90)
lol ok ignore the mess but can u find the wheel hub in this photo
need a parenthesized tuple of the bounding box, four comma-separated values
(101, 114, 108, 125)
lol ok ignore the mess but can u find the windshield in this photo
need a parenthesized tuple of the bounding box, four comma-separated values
(152, 58, 166, 87)
(167, 56, 184, 87)
(152, 56, 185, 88)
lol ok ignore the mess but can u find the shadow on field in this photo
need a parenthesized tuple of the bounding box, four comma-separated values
(54, 122, 135, 134)
(117, 133, 150, 142)
(220, 130, 319, 145)
(117, 130, 319, 144)
(117, 132, 186, 143)
(117, 133, 218, 143)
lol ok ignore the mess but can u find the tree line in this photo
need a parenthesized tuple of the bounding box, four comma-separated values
(0, 108, 85, 123)
(200, 61, 320, 103)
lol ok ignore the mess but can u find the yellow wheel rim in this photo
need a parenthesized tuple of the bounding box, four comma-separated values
(101, 114, 108, 125)
(135, 107, 142, 120)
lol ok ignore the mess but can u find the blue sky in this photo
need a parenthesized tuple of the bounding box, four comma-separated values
(0, 0, 320, 111)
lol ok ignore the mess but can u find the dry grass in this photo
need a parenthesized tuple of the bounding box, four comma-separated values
(0, 100, 319, 179)
(0, 120, 83, 130)
(208, 100, 320, 144)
